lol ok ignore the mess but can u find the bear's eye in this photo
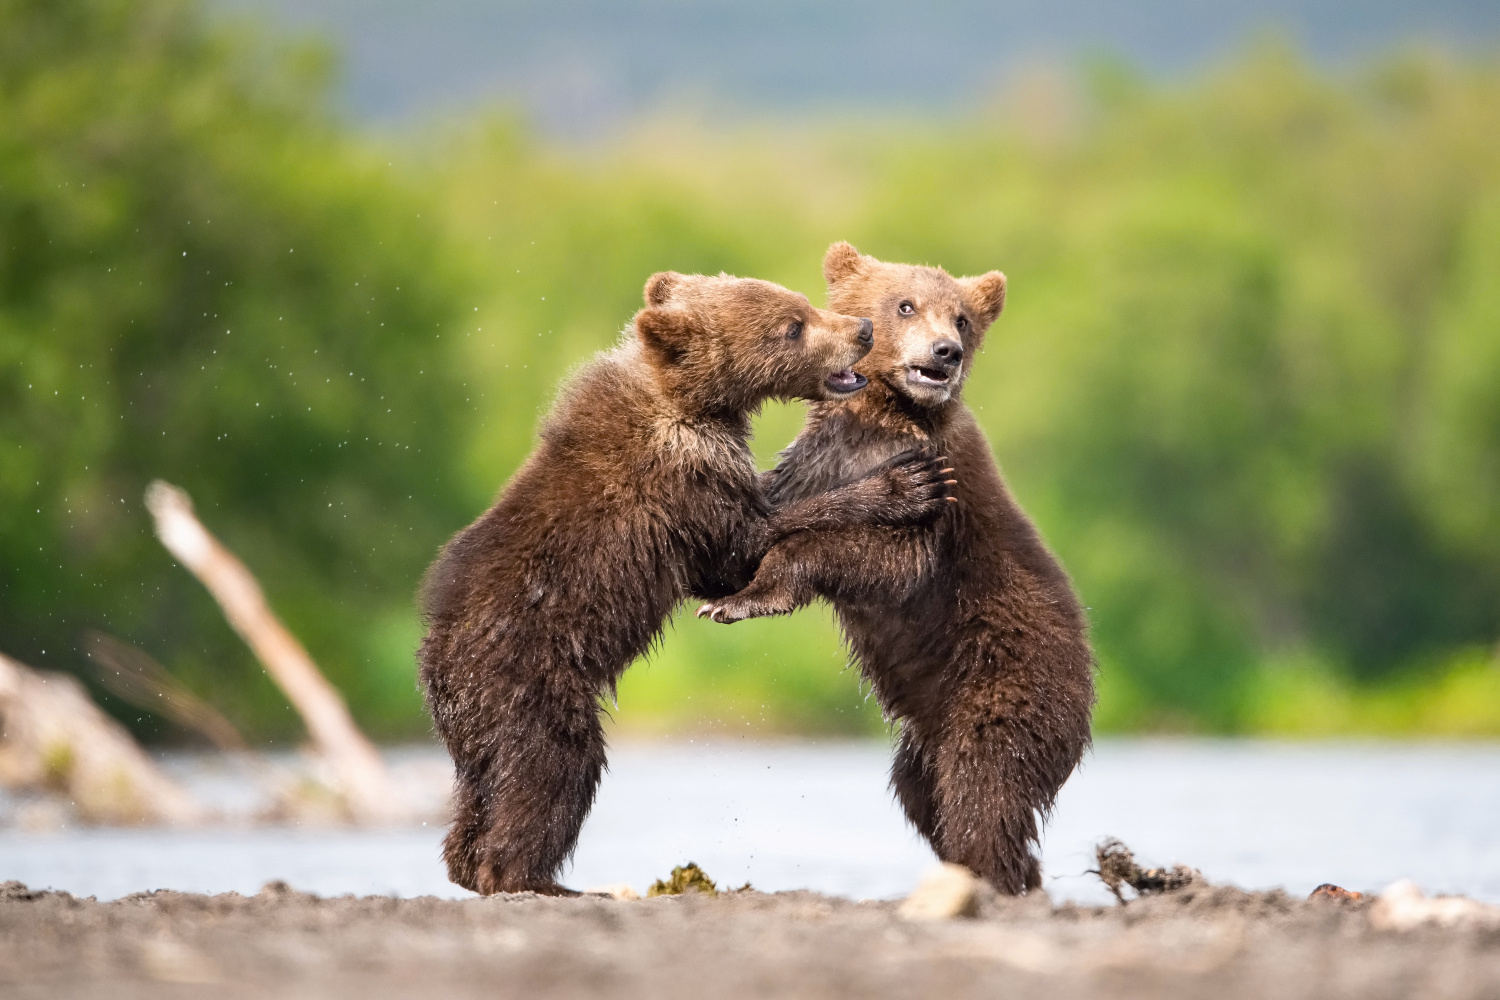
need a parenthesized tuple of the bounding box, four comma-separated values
(898, 301, 915, 316)
(785, 320, 803, 340)
(956, 314, 970, 333)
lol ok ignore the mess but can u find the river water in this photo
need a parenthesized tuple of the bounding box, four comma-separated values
(2, 739, 1497, 904)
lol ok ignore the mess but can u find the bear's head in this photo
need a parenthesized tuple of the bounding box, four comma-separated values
(822, 242, 1006, 409)
(633, 271, 875, 416)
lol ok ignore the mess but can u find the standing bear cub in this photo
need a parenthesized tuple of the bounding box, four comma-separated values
(699, 244, 1095, 894)
(419, 271, 955, 895)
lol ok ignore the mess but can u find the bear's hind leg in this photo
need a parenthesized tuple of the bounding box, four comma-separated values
(928, 712, 1045, 894)
(468, 683, 608, 895)
(442, 775, 488, 893)
(889, 724, 939, 844)
(923, 644, 1088, 895)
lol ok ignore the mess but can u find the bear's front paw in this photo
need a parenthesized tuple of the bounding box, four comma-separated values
(694, 594, 789, 624)
(695, 600, 747, 624)
(870, 449, 958, 524)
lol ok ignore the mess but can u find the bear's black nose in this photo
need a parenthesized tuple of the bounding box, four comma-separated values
(932, 339, 963, 366)
(857, 318, 874, 346)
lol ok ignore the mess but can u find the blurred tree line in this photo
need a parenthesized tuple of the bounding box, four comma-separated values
(3, 0, 1497, 741)
(0, 0, 476, 740)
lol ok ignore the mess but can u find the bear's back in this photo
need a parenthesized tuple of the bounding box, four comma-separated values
(422, 344, 762, 648)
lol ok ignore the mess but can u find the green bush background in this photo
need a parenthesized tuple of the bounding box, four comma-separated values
(3, 0, 1498, 742)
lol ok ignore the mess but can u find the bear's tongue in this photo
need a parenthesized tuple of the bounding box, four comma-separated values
(826, 369, 868, 394)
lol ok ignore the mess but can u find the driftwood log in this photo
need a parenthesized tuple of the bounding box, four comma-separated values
(0, 652, 202, 825)
(145, 480, 409, 824)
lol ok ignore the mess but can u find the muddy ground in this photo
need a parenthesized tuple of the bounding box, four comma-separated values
(1, 878, 1496, 999)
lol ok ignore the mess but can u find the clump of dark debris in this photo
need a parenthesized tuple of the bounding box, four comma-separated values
(648, 863, 718, 898)
(1094, 838, 1201, 904)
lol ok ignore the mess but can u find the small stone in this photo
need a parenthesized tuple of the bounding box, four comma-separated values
(1369, 879, 1500, 931)
(586, 883, 640, 901)
(899, 863, 980, 920)
(1309, 883, 1362, 902)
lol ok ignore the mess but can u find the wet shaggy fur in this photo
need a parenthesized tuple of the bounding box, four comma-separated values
(698, 244, 1096, 894)
(418, 271, 954, 896)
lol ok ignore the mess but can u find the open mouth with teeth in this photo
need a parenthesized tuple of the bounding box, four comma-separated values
(826, 369, 868, 394)
(906, 365, 952, 388)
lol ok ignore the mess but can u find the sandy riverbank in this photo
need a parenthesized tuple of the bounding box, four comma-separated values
(2, 877, 1496, 999)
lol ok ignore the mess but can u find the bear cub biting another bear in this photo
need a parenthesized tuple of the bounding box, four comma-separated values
(418, 271, 955, 896)
(700, 243, 1096, 894)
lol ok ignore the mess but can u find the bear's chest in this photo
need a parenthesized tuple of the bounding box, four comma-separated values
(780, 421, 929, 502)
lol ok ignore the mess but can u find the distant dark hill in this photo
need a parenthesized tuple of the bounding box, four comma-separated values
(214, 0, 1500, 132)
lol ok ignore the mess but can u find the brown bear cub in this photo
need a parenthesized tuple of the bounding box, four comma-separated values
(419, 271, 955, 896)
(698, 244, 1095, 894)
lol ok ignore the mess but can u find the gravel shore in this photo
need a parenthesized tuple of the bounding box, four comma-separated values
(2, 878, 1497, 999)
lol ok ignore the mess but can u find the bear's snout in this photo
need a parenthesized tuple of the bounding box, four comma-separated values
(898, 333, 965, 400)
(857, 318, 874, 347)
(931, 339, 963, 368)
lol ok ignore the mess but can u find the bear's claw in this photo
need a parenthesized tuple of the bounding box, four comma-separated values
(875, 448, 959, 521)
(697, 597, 773, 624)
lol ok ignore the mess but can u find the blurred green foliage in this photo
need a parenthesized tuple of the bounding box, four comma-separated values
(0, 0, 475, 739)
(3, 0, 1497, 740)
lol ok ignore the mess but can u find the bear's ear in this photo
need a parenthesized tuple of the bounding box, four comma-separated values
(644, 271, 684, 307)
(823, 242, 869, 287)
(634, 306, 696, 365)
(957, 270, 1007, 329)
